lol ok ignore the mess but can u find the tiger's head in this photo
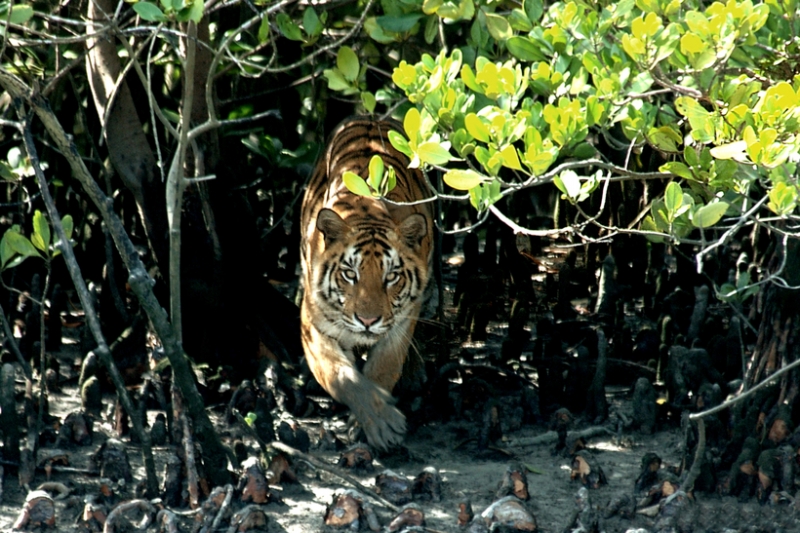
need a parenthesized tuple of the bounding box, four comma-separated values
(312, 207, 429, 345)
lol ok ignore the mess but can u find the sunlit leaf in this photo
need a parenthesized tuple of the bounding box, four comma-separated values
(368, 155, 385, 192)
(4, 230, 41, 260)
(767, 182, 797, 216)
(709, 141, 748, 162)
(465, 113, 490, 143)
(675, 96, 715, 143)
(660, 161, 694, 180)
(499, 145, 522, 170)
(484, 13, 512, 40)
(664, 181, 683, 218)
(388, 130, 413, 158)
(444, 169, 483, 190)
(692, 202, 729, 228)
(404, 108, 421, 145)
(343, 171, 373, 197)
(553, 170, 581, 201)
(32, 210, 50, 253)
(417, 141, 452, 166)
(423, 0, 444, 14)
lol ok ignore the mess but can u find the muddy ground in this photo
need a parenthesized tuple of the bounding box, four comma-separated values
(1, 252, 799, 533)
(0, 371, 797, 533)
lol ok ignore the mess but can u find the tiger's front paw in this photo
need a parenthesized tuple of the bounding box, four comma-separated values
(349, 387, 406, 452)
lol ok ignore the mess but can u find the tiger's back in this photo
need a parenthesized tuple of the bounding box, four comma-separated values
(300, 117, 434, 450)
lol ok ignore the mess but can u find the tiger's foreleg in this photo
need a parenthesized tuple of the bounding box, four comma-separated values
(363, 317, 417, 393)
(301, 314, 406, 451)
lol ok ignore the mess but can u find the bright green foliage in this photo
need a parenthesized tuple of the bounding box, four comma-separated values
(0, 211, 73, 270)
(553, 170, 600, 204)
(380, 0, 800, 247)
(342, 156, 398, 198)
(324, 46, 377, 110)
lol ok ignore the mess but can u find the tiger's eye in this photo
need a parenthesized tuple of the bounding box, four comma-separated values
(385, 271, 399, 283)
(342, 270, 357, 281)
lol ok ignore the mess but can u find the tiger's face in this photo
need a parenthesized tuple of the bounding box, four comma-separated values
(313, 207, 428, 346)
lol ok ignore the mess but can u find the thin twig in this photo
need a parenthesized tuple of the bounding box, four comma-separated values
(688, 357, 800, 421)
(270, 441, 401, 513)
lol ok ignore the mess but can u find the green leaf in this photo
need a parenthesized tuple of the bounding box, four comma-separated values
(484, 13, 512, 40)
(505, 36, 546, 62)
(692, 202, 728, 228)
(674, 96, 715, 143)
(61, 215, 74, 242)
(32, 210, 50, 253)
(257, 15, 270, 43)
(499, 145, 522, 170)
(660, 161, 694, 180)
(0, 162, 16, 181)
(186, 0, 203, 23)
(508, 8, 533, 31)
(276, 12, 304, 41)
(444, 169, 483, 190)
(641, 216, 665, 243)
(417, 141, 452, 166)
(553, 170, 581, 201)
(133, 2, 166, 22)
(376, 13, 424, 32)
(709, 141, 748, 161)
(388, 130, 413, 158)
(423, 0, 444, 14)
(424, 13, 438, 43)
(767, 182, 797, 216)
(404, 108, 421, 145)
(648, 126, 681, 152)
(303, 7, 322, 37)
(524, 0, 543, 22)
(664, 181, 683, 218)
(4, 229, 41, 260)
(368, 155, 385, 192)
(323, 69, 354, 93)
(343, 171, 373, 197)
(465, 113, 490, 143)
(361, 91, 376, 114)
(383, 167, 397, 195)
(10, 4, 34, 23)
(0, 231, 14, 269)
(337, 46, 360, 82)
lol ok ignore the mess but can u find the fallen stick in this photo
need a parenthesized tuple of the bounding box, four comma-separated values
(504, 426, 615, 447)
(270, 441, 400, 513)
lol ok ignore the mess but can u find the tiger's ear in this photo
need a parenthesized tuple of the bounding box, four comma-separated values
(398, 213, 428, 248)
(317, 208, 349, 244)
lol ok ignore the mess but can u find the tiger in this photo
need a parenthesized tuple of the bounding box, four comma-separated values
(300, 116, 435, 450)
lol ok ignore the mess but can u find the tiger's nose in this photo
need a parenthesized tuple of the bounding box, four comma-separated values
(356, 314, 380, 328)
